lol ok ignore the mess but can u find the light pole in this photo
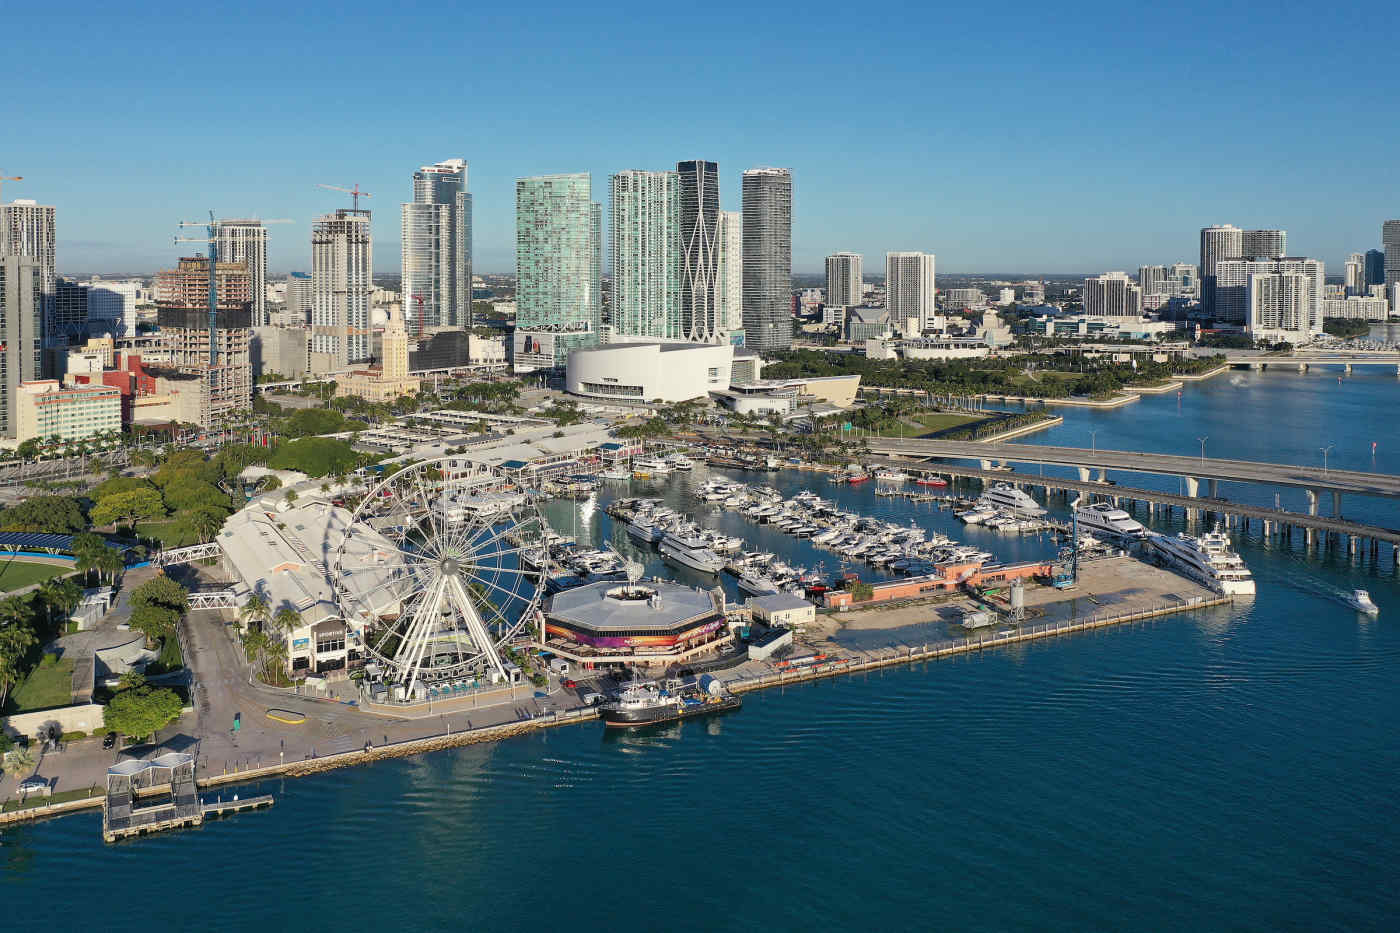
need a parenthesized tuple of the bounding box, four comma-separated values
(1319, 444, 1334, 475)
(1089, 430, 1098, 457)
(1197, 436, 1208, 468)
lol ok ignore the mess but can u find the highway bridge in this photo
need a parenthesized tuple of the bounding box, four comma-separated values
(864, 437, 1400, 514)
(1214, 351, 1400, 372)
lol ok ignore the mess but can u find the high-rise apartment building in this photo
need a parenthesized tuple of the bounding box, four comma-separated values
(1246, 271, 1314, 341)
(285, 272, 313, 323)
(1242, 229, 1286, 259)
(1083, 271, 1143, 317)
(54, 280, 88, 346)
(514, 174, 600, 371)
(155, 256, 253, 426)
(215, 220, 269, 326)
(311, 210, 373, 370)
(1169, 263, 1200, 299)
(3, 199, 59, 349)
(401, 159, 472, 333)
(1345, 253, 1366, 295)
(1216, 257, 1324, 331)
(1200, 224, 1243, 319)
(886, 252, 936, 331)
(1383, 220, 1400, 286)
(825, 252, 863, 308)
(1138, 265, 1167, 296)
(741, 168, 793, 352)
(86, 280, 138, 337)
(677, 160, 721, 342)
(609, 169, 681, 340)
(0, 256, 43, 438)
(716, 211, 743, 339)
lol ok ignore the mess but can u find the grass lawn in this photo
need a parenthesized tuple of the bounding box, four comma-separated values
(913, 413, 985, 434)
(0, 786, 102, 813)
(0, 560, 67, 593)
(5, 655, 75, 713)
(134, 520, 183, 547)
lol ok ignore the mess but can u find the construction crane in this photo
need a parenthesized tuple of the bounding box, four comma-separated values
(173, 211, 223, 366)
(316, 183, 371, 212)
(0, 173, 20, 203)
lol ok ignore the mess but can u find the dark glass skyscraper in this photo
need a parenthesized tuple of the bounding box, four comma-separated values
(1366, 249, 1386, 287)
(677, 160, 720, 341)
(741, 167, 792, 352)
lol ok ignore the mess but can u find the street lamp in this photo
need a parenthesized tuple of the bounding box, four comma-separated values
(1197, 436, 1208, 467)
(1089, 429, 1098, 457)
(1319, 444, 1334, 475)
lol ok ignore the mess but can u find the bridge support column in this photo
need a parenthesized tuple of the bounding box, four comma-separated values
(980, 459, 993, 471)
(1305, 527, 1315, 549)
(1331, 490, 1341, 517)
(1077, 466, 1091, 482)
(1306, 489, 1318, 517)
(1298, 363, 1308, 373)
(1345, 363, 1353, 375)
(1185, 477, 1199, 498)
(1096, 468, 1107, 484)
(1348, 535, 1358, 557)
(1208, 479, 1218, 498)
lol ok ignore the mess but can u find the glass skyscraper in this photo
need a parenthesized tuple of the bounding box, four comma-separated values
(741, 167, 792, 352)
(514, 174, 600, 371)
(401, 158, 472, 333)
(609, 170, 681, 340)
(678, 160, 720, 341)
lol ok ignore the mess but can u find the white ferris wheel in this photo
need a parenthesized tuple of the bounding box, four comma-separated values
(331, 459, 547, 696)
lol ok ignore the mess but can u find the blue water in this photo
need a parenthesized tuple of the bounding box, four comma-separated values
(4, 368, 1400, 931)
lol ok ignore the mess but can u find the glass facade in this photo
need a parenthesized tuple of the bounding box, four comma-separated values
(741, 168, 793, 352)
(678, 160, 720, 341)
(515, 174, 600, 368)
(609, 170, 681, 340)
(401, 159, 471, 332)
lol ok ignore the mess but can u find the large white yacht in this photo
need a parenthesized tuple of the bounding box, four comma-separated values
(1148, 525, 1255, 595)
(978, 483, 1046, 516)
(658, 530, 726, 573)
(1074, 501, 1148, 540)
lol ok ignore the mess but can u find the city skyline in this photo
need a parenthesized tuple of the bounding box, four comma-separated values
(6, 3, 1399, 276)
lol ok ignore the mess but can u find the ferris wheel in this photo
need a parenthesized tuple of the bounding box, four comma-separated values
(331, 459, 547, 696)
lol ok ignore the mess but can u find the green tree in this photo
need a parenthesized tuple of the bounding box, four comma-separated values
(239, 594, 270, 631)
(2, 746, 37, 779)
(91, 487, 166, 528)
(0, 611, 38, 708)
(0, 496, 87, 534)
(270, 607, 302, 638)
(102, 685, 183, 741)
(127, 576, 188, 646)
(268, 436, 363, 477)
(38, 577, 82, 627)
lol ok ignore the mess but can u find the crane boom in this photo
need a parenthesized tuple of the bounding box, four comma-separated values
(317, 183, 372, 212)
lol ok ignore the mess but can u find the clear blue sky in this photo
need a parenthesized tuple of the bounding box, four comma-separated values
(7, 0, 1398, 275)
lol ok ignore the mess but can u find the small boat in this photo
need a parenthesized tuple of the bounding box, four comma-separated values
(1347, 589, 1380, 615)
(873, 470, 906, 483)
(914, 476, 947, 487)
(599, 466, 632, 481)
(846, 473, 870, 484)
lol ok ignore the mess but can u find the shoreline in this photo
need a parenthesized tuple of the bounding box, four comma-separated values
(0, 590, 1230, 830)
(976, 414, 1064, 443)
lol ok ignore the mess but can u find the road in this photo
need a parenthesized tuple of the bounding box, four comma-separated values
(865, 437, 1400, 499)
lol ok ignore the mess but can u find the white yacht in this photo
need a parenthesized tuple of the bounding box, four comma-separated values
(735, 571, 780, 596)
(633, 456, 672, 476)
(658, 531, 726, 573)
(668, 454, 696, 471)
(1074, 501, 1148, 540)
(979, 484, 1046, 516)
(873, 469, 907, 483)
(626, 516, 664, 543)
(956, 506, 997, 525)
(599, 466, 632, 481)
(1148, 525, 1255, 595)
(1346, 589, 1380, 615)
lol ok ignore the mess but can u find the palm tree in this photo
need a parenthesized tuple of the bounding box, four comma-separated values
(1, 746, 36, 779)
(239, 594, 270, 632)
(0, 620, 38, 709)
(270, 607, 301, 639)
(262, 637, 289, 682)
(97, 549, 125, 587)
(190, 510, 223, 545)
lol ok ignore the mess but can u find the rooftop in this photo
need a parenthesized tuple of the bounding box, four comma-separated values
(548, 581, 719, 633)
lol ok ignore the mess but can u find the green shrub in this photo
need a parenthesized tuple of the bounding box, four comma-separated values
(60, 731, 86, 741)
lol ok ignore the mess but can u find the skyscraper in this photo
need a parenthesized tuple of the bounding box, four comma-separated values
(677, 160, 720, 342)
(215, 219, 269, 326)
(2, 199, 56, 348)
(1383, 220, 1400, 286)
(1242, 229, 1286, 259)
(401, 158, 471, 334)
(514, 174, 600, 371)
(1216, 257, 1324, 330)
(0, 255, 43, 438)
(311, 209, 373, 370)
(285, 272, 313, 323)
(609, 170, 681, 340)
(1246, 271, 1314, 341)
(885, 252, 936, 332)
(155, 256, 254, 426)
(1083, 271, 1143, 317)
(1345, 252, 1366, 295)
(826, 252, 863, 308)
(741, 168, 792, 352)
(1366, 249, 1386, 287)
(716, 211, 743, 340)
(1200, 224, 1243, 319)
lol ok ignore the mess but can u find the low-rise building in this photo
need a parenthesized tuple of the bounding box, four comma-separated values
(747, 592, 815, 629)
(566, 340, 734, 403)
(15, 380, 121, 444)
(844, 307, 890, 342)
(541, 580, 731, 669)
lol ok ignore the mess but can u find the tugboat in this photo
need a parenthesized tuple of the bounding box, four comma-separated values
(600, 676, 742, 728)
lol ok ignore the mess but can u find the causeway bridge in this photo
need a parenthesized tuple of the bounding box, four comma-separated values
(1214, 351, 1400, 373)
(864, 437, 1400, 520)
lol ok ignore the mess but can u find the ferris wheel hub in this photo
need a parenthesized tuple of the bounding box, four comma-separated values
(439, 557, 460, 576)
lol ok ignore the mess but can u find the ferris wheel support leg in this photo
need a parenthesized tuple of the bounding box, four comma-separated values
(447, 574, 510, 684)
(397, 574, 448, 698)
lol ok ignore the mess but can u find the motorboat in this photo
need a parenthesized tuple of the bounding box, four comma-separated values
(1074, 501, 1148, 540)
(1347, 589, 1380, 615)
(1148, 525, 1255, 595)
(979, 483, 1045, 516)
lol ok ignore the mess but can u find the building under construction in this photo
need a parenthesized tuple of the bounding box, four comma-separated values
(154, 256, 252, 427)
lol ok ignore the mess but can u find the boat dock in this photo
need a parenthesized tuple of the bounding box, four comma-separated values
(99, 752, 274, 843)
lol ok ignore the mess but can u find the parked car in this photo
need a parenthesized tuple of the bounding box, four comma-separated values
(103, 731, 117, 749)
(562, 678, 578, 689)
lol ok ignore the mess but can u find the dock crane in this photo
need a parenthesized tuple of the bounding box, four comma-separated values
(317, 183, 372, 212)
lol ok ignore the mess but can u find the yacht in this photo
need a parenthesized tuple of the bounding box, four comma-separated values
(1148, 525, 1255, 595)
(873, 469, 907, 483)
(1074, 501, 1148, 540)
(599, 465, 632, 481)
(1347, 589, 1380, 615)
(633, 456, 673, 476)
(626, 516, 664, 543)
(658, 530, 726, 573)
(979, 484, 1046, 516)
(735, 571, 780, 596)
(956, 506, 997, 525)
(668, 454, 696, 471)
